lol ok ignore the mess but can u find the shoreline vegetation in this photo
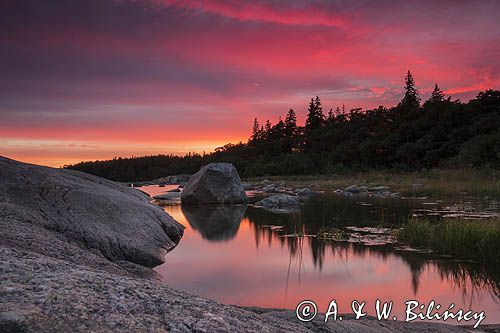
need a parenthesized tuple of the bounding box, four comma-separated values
(65, 73, 500, 185)
(245, 168, 500, 197)
(398, 218, 500, 264)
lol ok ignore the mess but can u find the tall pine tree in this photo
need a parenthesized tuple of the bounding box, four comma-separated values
(284, 108, 298, 151)
(429, 83, 445, 103)
(304, 96, 325, 150)
(250, 118, 260, 142)
(305, 96, 325, 135)
(399, 70, 420, 108)
(264, 119, 272, 135)
(284, 109, 297, 137)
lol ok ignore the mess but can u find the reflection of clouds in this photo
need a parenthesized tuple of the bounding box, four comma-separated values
(245, 207, 500, 301)
(155, 216, 499, 322)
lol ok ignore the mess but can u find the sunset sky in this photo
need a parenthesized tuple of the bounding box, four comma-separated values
(1, 0, 500, 167)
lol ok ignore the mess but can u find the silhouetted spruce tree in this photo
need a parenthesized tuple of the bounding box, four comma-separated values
(305, 96, 325, 132)
(251, 118, 260, 142)
(304, 96, 325, 150)
(284, 108, 298, 151)
(270, 117, 284, 141)
(429, 83, 445, 103)
(284, 108, 297, 137)
(315, 95, 323, 114)
(264, 120, 272, 138)
(399, 70, 420, 108)
(327, 108, 334, 122)
(275, 117, 285, 142)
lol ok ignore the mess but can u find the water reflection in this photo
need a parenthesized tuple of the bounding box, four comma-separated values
(149, 188, 499, 324)
(182, 205, 246, 241)
(246, 204, 500, 301)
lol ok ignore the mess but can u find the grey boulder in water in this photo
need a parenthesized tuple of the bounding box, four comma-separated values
(255, 194, 301, 209)
(181, 163, 247, 205)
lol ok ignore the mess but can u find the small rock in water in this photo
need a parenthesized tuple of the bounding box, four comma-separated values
(262, 185, 277, 193)
(259, 225, 285, 231)
(345, 185, 360, 193)
(261, 179, 273, 186)
(412, 183, 425, 190)
(296, 187, 314, 197)
(153, 192, 181, 200)
(345, 226, 393, 234)
(255, 194, 301, 209)
(369, 186, 390, 191)
(241, 182, 255, 191)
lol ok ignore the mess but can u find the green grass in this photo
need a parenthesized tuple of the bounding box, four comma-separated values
(398, 218, 500, 263)
(245, 168, 500, 197)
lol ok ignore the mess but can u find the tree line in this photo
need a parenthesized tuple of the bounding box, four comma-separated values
(66, 71, 500, 181)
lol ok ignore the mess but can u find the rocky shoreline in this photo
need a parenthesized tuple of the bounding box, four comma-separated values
(1, 157, 498, 332)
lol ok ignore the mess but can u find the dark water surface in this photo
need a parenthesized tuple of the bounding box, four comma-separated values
(143, 186, 500, 324)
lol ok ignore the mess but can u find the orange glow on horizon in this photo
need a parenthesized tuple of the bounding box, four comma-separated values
(1, 138, 245, 167)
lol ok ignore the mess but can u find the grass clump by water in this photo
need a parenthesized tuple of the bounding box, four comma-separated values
(398, 218, 500, 264)
(248, 168, 500, 197)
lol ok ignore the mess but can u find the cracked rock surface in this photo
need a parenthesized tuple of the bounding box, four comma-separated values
(0, 156, 184, 268)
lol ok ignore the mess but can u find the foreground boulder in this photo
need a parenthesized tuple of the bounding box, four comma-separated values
(181, 163, 247, 205)
(0, 156, 184, 267)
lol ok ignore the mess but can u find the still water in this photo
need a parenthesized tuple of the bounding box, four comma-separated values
(143, 186, 499, 324)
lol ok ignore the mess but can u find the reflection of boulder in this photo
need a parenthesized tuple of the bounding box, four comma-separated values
(182, 205, 246, 241)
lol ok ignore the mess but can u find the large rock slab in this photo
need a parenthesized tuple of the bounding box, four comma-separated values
(181, 163, 247, 205)
(0, 156, 184, 268)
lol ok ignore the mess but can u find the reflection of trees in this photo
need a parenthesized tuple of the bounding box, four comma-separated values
(396, 252, 499, 303)
(435, 259, 499, 302)
(245, 206, 500, 302)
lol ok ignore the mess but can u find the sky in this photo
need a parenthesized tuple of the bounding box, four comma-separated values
(1, 0, 500, 167)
